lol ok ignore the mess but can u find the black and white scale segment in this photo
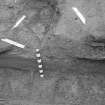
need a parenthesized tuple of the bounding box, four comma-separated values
(35, 48, 44, 78)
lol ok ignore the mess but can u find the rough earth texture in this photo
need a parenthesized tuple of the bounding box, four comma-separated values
(0, 0, 105, 105)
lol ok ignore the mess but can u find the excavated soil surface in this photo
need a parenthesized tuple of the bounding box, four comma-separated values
(0, 55, 105, 105)
(0, 0, 105, 105)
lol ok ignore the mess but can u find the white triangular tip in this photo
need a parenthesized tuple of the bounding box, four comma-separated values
(1, 38, 25, 49)
(72, 7, 86, 24)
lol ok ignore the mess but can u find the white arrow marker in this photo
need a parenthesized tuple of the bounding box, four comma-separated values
(72, 7, 86, 24)
(12, 15, 26, 29)
(1, 38, 25, 49)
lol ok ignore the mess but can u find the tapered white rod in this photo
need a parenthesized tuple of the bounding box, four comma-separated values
(1, 38, 25, 49)
(72, 7, 86, 24)
(12, 15, 26, 29)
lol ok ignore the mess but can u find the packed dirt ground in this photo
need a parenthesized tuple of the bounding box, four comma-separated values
(0, 0, 105, 105)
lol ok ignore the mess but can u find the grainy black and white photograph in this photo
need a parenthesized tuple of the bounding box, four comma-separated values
(0, 0, 105, 105)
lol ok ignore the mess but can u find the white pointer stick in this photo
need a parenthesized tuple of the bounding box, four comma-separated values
(12, 15, 26, 29)
(72, 7, 86, 24)
(1, 38, 25, 49)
